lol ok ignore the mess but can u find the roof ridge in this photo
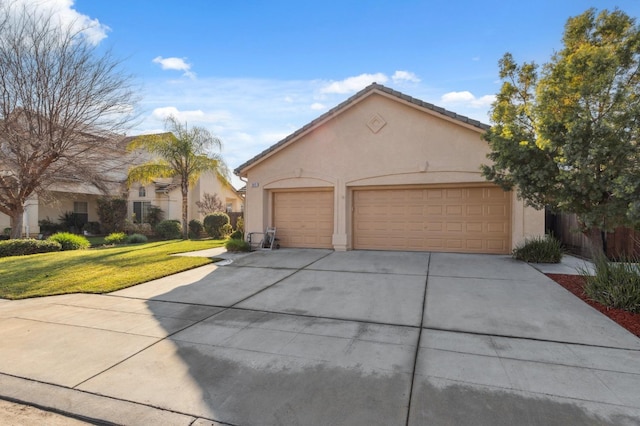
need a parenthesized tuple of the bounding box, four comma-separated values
(234, 83, 490, 175)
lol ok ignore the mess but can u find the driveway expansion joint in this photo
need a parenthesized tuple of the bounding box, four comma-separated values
(422, 326, 640, 352)
(405, 253, 431, 426)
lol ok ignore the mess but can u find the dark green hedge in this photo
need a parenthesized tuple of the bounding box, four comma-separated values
(0, 239, 62, 258)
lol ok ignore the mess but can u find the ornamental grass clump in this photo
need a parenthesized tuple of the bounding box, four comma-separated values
(225, 238, 250, 252)
(47, 232, 90, 251)
(581, 255, 640, 314)
(104, 232, 127, 244)
(512, 235, 563, 263)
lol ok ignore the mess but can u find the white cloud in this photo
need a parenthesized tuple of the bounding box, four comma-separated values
(8, 0, 110, 45)
(310, 103, 326, 110)
(441, 91, 495, 108)
(151, 106, 231, 124)
(392, 70, 420, 83)
(152, 56, 196, 79)
(320, 73, 388, 94)
(442, 91, 475, 103)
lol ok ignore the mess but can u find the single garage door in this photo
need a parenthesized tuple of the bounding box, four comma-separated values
(353, 186, 511, 254)
(273, 190, 334, 249)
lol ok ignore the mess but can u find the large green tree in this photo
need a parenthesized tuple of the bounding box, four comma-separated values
(127, 116, 229, 239)
(482, 8, 640, 253)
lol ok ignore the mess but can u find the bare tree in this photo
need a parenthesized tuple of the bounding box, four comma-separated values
(195, 192, 225, 216)
(0, 2, 138, 238)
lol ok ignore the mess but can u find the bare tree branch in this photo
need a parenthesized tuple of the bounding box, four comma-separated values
(0, 1, 139, 237)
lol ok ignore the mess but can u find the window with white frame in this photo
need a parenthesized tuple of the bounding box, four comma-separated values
(139, 186, 146, 197)
(133, 201, 151, 223)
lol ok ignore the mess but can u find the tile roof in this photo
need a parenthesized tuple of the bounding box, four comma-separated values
(234, 82, 491, 175)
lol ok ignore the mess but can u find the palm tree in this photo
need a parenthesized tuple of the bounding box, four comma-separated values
(126, 116, 228, 239)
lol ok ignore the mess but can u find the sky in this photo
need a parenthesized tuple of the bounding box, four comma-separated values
(15, 0, 640, 188)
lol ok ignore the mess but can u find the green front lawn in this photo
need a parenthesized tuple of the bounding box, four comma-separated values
(0, 239, 225, 299)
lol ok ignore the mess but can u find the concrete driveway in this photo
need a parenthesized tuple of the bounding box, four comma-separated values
(0, 250, 639, 425)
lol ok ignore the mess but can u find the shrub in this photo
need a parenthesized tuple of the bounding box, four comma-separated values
(221, 223, 233, 238)
(38, 217, 64, 235)
(581, 255, 640, 313)
(146, 205, 164, 228)
(58, 211, 86, 233)
(104, 232, 127, 244)
(124, 221, 154, 236)
(47, 232, 90, 251)
(203, 212, 230, 239)
(0, 239, 62, 258)
(225, 238, 251, 252)
(235, 216, 244, 233)
(188, 219, 204, 239)
(229, 229, 243, 240)
(155, 220, 182, 240)
(97, 197, 128, 233)
(83, 221, 101, 235)
(126, 233, 148, 244)
(512, 235, 563, 263)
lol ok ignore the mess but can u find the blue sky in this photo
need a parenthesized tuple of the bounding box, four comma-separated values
(24, 1, 640, 188)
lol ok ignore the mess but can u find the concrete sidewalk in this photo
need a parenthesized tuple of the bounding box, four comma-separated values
(0, 250, 638, 425)
(530, 254, 595, 275)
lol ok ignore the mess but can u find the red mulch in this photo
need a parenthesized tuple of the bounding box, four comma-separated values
(546, 273, 640, 338)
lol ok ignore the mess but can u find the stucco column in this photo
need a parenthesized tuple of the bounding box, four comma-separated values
(332, 179, 348, 251)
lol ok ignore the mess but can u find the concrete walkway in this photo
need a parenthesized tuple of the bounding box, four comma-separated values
(0, 250, 638, 425)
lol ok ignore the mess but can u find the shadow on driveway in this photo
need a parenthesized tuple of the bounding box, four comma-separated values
(1, 249, 640, 425)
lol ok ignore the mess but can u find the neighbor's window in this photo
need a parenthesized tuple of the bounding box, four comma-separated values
(133, 201, 151, 223)
(73, 201, 89, 226)
(139, 186, 146, 197)
(226, 202, 233, 213)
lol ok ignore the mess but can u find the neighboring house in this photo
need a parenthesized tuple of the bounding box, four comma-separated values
(235, 83, 544, 254)
(0, 179, 117, 236)
(0, 137, 243, 236)
(128, 171, 244, 224)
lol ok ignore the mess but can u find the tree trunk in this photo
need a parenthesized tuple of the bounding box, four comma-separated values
(9, 207, 24, 239)
(584, 227, 606, 259)
(181, 186, 189, 240)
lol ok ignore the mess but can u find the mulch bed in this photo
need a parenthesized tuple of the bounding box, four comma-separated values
(546, 273, 640, 338)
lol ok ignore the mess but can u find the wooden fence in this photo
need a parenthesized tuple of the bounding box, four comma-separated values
(228, 212, 243, 230)
(547, 211, 640, 259)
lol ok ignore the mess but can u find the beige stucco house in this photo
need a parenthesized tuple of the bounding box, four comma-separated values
(235, 83, 544, 254)
(0, 181, 110, 236)
(0, 145, 244, 237)
(128, 171, 243, 224)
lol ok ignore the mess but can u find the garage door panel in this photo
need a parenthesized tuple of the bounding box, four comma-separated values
(274, 191, 333, 249)
(353, 186, 511, 254)
(466, 223, 483, 232)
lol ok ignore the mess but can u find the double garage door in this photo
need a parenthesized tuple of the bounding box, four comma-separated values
(273, 186, 511, 254)
(353, 186, 511, 254)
